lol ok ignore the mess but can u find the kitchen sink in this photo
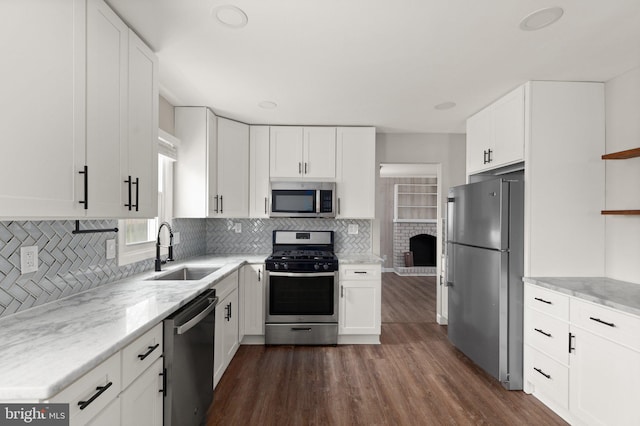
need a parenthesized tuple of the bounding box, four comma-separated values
(148, 267, 220, 281)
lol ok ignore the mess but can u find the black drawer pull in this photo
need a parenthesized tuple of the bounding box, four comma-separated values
(589, 317, 615, 327)
(568, 332, 575, 353)
(533, 367, 551, 379)
(78, 381, 113, 410)
(354, 271, 368, 274)
(534, 297, 552, 305)
(138, 343, 160, 360)
(534, 328, 552, 337)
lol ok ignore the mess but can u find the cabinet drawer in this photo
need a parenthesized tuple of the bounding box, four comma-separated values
(48, 352, 121, 423)
(525, 308, 569, 364)
(570, 298, 640, 351)
(339, 264, 381, 280)
(214, 270, 239, 300)
(122, 323, 163, 389)
(525, 346, 569, 410)
(525, 284, 569, 320)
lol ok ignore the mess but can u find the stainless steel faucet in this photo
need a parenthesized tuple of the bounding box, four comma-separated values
(155, 221, 175, 271)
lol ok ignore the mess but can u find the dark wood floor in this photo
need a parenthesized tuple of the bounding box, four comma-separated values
(207, 273, 566, 425)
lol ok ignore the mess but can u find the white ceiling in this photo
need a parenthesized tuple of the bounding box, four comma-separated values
(107, 0, 640, 134)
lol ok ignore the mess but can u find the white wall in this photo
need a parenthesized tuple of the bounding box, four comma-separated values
(159, 95, 175, 134)
(605, 67, 640, 283)
(373, 133, 466, 257)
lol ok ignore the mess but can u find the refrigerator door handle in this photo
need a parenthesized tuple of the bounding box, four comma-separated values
(445, 281, 454, 287)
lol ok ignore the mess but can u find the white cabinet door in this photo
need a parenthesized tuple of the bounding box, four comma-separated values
(87, 398, 121, 426)
(121, 357, 163, 426)
(569, 328, 640, 426)
(492, 86, 525, 168)
(0, 0, 86, 218)
(125, 29, 158, 218)
(270, 126, 304, 178)
(217, 118, 249, 218)
(242, 264, 265, 336)
(303, 127, 336, 179)
(223, 287, 240, 362)
(336, 127, 375, 218)
(174, 107, 216, 218)
(213, 292, 226, 388)
(86, 0, 128, 217)
(466, 107, 492, 175)
(249, 126, 270, 218)
(339, 280, 381, 335)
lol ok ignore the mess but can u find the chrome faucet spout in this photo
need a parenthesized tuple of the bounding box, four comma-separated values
(155, 222, 175, 272)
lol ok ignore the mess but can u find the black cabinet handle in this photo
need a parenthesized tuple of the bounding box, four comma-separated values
(354, 271, 367, 275)
(568, 332, 575, 353)
(337, 198, 341, 215)
(159, 368, 167, 397)
(138, 343, 159, 360)
(534, 328, 551, 337)
(590, 317, 615, 327)
(534, 297, 552, 305)
(225, 302, 231, 321)
(533, 367, 551, 379)
(78, 381, 112, 410)
(229, 301, 232, 319)
(264, 197, 268, 215)
(124, 176, 132, 210)
(258, 269, 261, 282)
(298, 162, 302, 174)
(132, 177, 139, 211)
(483, 150, 488, 164)
(79, 166, 88, 210)
(304, 162, 308, 174)
(487, 149, 493, 163)
(220, 195, 223, 214)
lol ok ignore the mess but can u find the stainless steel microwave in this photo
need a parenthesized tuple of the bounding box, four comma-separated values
(270, 182, 336, 218)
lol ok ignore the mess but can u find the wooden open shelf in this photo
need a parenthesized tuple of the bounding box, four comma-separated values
(601, 210, 640, 216)
(602, 147, 640, 160)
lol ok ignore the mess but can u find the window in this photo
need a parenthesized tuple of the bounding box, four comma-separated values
(117, 130, 178, 265)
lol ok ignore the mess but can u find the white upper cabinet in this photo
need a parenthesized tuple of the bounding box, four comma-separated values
(336, 127, 376, 218)
(217, 118, 249, 218)
(0, 0, 158, 219)
(270, 126, 336, 180)
(0, 0, 86, 218)
(466, 85, 525, 175)
(174, 110, 249, 218)
(249, 126, 270, 218)
(125, 30, 158, 218)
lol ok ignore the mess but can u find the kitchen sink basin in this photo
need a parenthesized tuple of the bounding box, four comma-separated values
(148, 267, 220, 281)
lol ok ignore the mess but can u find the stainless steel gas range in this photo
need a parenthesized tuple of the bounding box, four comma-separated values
(265, 230, 339, 345)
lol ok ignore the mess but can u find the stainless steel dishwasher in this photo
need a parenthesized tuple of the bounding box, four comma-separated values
(163, 288, 218, 426)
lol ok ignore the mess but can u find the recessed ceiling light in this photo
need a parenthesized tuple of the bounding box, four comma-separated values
(434, 101, 456, 110)
(519, 7, 564, 31)
(212, 5, 248, 28)
(258, 101, 277, 109)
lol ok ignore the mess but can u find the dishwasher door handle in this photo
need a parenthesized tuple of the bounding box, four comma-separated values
(175, 297, 219, 335)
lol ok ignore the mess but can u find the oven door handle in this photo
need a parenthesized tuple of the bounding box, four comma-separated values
(267, 272, 336, 278)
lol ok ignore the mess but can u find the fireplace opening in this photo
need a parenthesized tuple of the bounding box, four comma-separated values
(409, 234, 436, 267)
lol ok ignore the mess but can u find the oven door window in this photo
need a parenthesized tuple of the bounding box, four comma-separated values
(269, 275, 334, 316)
(272, 190, 316, 214)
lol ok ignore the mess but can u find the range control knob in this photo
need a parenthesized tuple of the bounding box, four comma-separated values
(274, 263, 280, 270)
(323, 263, 330, 270)
(314, 264, 320, 271)
(282, 262, 288, 270)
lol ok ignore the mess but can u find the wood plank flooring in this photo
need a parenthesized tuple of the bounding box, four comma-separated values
(207, 273, 566, 425)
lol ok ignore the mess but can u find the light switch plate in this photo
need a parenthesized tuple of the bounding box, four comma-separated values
(106, 239, 116, 260)
(173, 232, 180, 245)
(348, 224, 359, 235)
(20, 246, 38, 274)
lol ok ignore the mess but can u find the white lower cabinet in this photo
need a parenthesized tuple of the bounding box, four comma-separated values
(214, 271, 240, 388)
(120, 357, 163, 426)
(47, 323, 163, 426)
(240, 264, 265, 340)
(338, 264, 381, 341)
(524, 283, 640, 425)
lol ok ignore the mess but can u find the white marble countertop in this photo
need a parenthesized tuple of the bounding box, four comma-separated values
(336, 253, 383, 264)
(0, 253, 268, 401)
(523, 277, 640, 317)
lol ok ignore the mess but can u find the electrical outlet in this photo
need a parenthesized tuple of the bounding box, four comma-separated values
(106, 239, 116, 260)
(173, 232, 180, 245)
(233, 223, 242, 233)
(348, 224, 359, 235)
(20, 246, 38, 274)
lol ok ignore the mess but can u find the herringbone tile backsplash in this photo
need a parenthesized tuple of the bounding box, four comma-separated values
(0, 218, 371, 319)
(206, 218, 371, 254)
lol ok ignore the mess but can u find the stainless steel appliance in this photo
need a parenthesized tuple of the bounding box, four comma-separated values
(446, 176, 524, 390)
(265, 230, 339, 345)
(163, 289, 218, 426)
(270, 182, 336, 218)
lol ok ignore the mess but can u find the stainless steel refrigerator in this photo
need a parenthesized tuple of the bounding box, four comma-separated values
(446, 176, 524, 390)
